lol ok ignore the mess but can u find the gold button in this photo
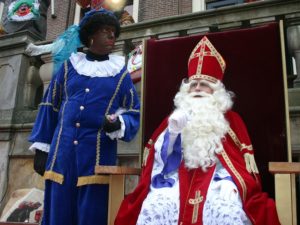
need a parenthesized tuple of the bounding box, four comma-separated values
(80, 106, 84, 110)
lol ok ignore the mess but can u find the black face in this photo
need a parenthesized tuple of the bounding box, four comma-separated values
(88, 25, 116, 55)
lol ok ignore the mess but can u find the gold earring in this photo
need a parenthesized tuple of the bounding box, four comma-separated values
(90, 39, 94, 46)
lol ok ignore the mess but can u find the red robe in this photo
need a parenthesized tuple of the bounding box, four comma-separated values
(115, 111, 281, 225)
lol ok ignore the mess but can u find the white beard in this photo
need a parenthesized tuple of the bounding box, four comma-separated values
(174, 84, 232, 171)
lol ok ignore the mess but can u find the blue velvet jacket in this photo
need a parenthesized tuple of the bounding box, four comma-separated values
(29, 58, 140, 186)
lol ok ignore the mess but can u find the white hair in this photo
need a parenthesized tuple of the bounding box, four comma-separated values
(174, 79, 234, 171)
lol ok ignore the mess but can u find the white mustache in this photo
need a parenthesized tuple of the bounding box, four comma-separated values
(189, 91, 211, 98)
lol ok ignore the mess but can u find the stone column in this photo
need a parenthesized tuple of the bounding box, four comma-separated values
(40, 54, 54, 94)
(0, 31, 44, 211)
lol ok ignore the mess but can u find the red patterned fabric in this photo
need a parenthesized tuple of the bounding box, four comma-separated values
(115, 111, 281, 225)
(188, 36, 226, 82)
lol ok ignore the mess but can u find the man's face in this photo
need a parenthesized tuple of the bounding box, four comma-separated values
(188, 78, 214, 96)
(89, 25, 116, 55)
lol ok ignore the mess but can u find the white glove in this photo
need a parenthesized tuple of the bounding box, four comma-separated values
(244, 153, 259, 174)
(168, 109, 188, 134)
(211, 179, 239, 202)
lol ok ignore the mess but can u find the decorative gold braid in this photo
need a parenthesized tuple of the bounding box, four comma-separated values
(196, 40, 205, 76)
(189, 37, 226, 78)
(142, 147, 150, 166)
(189, 190, 203, 223)
(77, 175, 110, 186)
(205, 39, 226, 73)
(188, 39, 204, 64)
(241, 143, 253, 151)
(142, 139, 154, 166)
(228, 127, 253, 151)
(127, 109, 140, 113)
(44, 171, 64, 184)
(52, 80, 57, 105)
(129, 88, 134, 110)
(38, 103, 59, 112)
(49, 62, 68, 173)
(221, 151, 247, 201)
(96, 128, 102, 165)
(58, 84, 63, 109)
(96, 70, 128, 167)
(46, 82, 51, 103)
(105, 70, 127, 115)
(189, 74, 218, 83)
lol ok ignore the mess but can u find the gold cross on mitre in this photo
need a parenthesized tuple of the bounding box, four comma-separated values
(188, 36, 226, 77)
(188, 190, 204, 224)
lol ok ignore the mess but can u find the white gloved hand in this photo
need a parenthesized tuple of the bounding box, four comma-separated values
(211, 179, 239, 202)
(168, 109, 189, 134)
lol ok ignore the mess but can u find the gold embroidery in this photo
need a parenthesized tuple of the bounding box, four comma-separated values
(105, 70, 128, 116)
(228, 128, 253, 151)
(46, 82, 51, 103)
(39, 102, 59, 112)
(241, 143, 253, 151)
(96, 70, 128, 166)
(188, 190, 203, 224)
(44, 171, 64, 184)
(58, 84, 62, 109)
(49, 62, 68, 173)
(96, 128, 102, 165)
(205, 38, 226, 73)
(77, 175, 110, 186)
(129, 88, 134, 110)
(188, 39, 204, 65)
(188, 37, 226, 80)
(127, 109, 140, 113)
(221, 150, 247, 201)
(52, 80, 57, 106)
(196, 40, 205, 76)
(142, 147, 150, 166)
(189, 74, 217, 83)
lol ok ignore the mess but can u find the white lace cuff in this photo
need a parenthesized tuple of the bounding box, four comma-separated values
(29, 142, 50, 153)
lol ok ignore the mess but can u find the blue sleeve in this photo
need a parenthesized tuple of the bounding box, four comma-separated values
(119, 72, 140, 142)
(28, 63, 65, 144)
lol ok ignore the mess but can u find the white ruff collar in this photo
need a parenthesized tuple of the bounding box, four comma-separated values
(70, 52, 125, 77)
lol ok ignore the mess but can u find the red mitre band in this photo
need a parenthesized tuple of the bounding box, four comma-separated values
(188, 36, 226, 83)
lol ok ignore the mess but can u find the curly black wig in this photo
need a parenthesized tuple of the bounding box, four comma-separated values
(79, 12, 120, 47)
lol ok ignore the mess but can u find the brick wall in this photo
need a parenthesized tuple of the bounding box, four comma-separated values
(46, 0, 76, 41)
(180, 0, 192, 14)
(138, 0, 192, 22)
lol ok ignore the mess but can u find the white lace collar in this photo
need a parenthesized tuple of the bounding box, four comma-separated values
(69, 52, 125, 77)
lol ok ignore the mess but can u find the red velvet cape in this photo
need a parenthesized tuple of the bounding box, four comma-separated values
(115, 111, 280, 225)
